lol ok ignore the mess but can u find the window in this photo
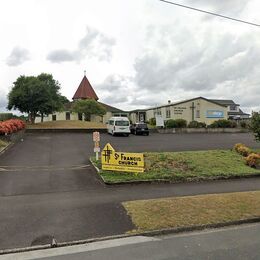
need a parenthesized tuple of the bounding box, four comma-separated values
(115, 121, 129, 126)
(166, 108, 171, 118)
(154, 109, 162, 116)
(109, 120, 114, 125)
(230, 105, 237, 111)
(52, 115, 56, 121)
(196, 110, 200, 118)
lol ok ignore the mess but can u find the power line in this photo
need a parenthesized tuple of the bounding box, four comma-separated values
(159, 0, 260, 27)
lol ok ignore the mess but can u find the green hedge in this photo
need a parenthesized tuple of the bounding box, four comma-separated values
(188, 121, 206, 128)
(165, 119, 187, 128)
(0, 113, 13, 121)
(209, 119, 236, 128)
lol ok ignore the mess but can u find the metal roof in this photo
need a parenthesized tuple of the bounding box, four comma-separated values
(72, 75, 99, 101)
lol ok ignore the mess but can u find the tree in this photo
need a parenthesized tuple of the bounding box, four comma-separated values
(37, 73, 66, 122)
(8, 74, 65, 123)
(72, 99, 106, 121)
(251, 112, 260, 142)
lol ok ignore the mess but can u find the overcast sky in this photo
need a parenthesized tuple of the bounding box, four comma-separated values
(1, 0, 260, 113)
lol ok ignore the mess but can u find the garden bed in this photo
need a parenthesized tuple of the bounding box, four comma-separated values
(157, 128, 250, 134)
(91, 150, 260, 184)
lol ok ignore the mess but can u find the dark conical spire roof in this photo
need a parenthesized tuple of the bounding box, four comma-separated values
(72, 74, 98, 101)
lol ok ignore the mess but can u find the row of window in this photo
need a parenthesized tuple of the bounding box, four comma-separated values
(154, 109, 201, 118)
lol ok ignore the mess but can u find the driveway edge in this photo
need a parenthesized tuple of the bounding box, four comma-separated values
(0, 218, 259, 255)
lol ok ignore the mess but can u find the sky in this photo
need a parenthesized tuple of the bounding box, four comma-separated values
(0, 0, 260, 113)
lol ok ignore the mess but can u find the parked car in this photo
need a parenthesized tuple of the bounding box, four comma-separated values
(130, 123, 149, 135)
(107, 117, 130, 136)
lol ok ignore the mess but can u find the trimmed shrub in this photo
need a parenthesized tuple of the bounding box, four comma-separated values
(209, 119, 236, 128)
(188, 121, 206, 128)
(245, 153, 260, 168)
(233, 143, 251, 157)
(166, 119, 187, 128)
(149, 117, 156, 126)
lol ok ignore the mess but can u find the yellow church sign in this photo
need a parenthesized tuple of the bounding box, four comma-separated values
(101, 143, 144, 173)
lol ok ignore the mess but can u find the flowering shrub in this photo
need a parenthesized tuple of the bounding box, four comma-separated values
(245, 153, 260, 168)
(233, 143, 251, 157)
(0, 119, 25, 135)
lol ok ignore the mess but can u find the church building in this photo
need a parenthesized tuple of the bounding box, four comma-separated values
(35, 73, 127, 123)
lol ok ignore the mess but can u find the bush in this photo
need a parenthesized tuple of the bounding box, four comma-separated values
(0, 113, 13, 121)
(0, 119, 25, 135)
(188, 121, 206, 128)
(240, 121, 248, 128)
(149, 118, 156, 126)
(250, 112, 260, 142)
(245, 153, 260, 168)
(233, 143, 251, 157)
(209, 119, 236, 128)
(166, 119, 187, 128)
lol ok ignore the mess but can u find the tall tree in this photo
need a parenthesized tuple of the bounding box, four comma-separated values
(72, 99, 106, 121)
(8, 74, 66, 123)
(37, 73, 65, 122)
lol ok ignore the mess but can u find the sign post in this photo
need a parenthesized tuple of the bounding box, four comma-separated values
(93, 131, 100, 160)
(101, 143, 144, 173)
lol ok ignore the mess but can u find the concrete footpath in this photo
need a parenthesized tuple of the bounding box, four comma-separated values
(1, 223, 259, 260)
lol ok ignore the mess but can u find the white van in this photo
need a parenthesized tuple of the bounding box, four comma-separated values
(107, 117, 131, 136)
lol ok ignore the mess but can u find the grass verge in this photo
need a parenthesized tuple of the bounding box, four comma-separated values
(26, 120, 106, 129)
(0, 139, 8, 152)
(123, 191, 260, 233)
(91, 150, 260, 184)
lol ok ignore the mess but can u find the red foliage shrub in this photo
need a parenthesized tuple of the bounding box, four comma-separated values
(0, 119, 25, 135)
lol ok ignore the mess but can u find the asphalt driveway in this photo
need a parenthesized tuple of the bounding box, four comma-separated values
(0, 132, 259, 250)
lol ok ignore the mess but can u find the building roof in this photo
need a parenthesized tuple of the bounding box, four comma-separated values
(98, 102, 125, 113)
(209, 99, 240, 106)
(72, 75, 99, 101)
(63, 101, 125, 113)
(228, 109, 250, 116)
(146, 97, 227, 111)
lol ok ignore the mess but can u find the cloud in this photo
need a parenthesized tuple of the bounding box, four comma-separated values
(6, 47, 30, 66)
(46, 49, 79, 63)
(186, 0, 250, 16)
(133, 23, 260, 93)
(0, 91, 7, 112)
(47, 26, 116, 63)
(96, 74, 135, 106)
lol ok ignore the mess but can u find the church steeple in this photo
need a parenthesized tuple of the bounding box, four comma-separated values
(72, 72, 99, 101)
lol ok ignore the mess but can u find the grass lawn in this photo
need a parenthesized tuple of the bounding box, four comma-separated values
(123, 191, 260, 233)
(92, 150, 260, 184)
(0, 139, 8, 151)
(26, 120, 106, 129)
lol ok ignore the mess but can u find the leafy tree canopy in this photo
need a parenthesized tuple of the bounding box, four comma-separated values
(251, 112, 260, 142)
(72, 99, 106, 121)
(8, 74, 67, 123)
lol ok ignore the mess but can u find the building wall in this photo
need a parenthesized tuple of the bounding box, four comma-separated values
(102, 112, 113, 124)
(146, 98, 228, 125)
